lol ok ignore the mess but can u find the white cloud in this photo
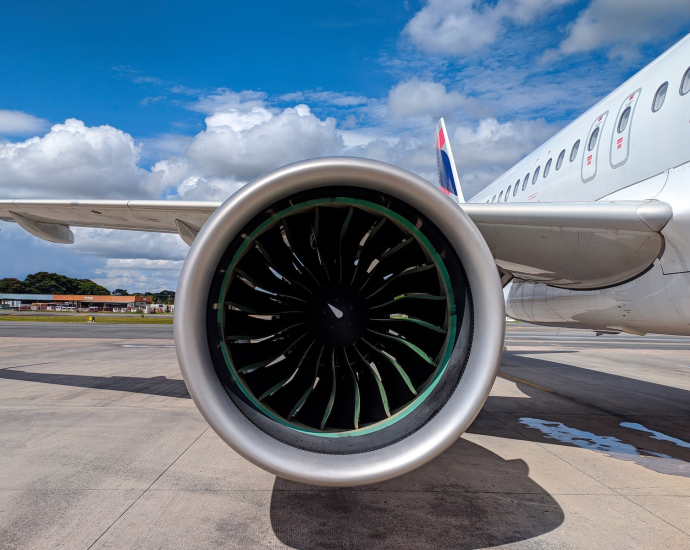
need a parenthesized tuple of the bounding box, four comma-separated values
(140, 95, 166, 105)
(188, 90, 268, 115)
(102, 258, 185, 270)
(71, 229, 188, 261)
(74, 231, 189, 291)
(305, 92, 369, 107)
(279, 91, 370, 107)
(350, 133, 438, 186)
(0, 119, 154, 199)
(0, 110, 49, 136)
(92, 257, 184, 292)
(552, 0, 690, 60)
(387, 79, 476, 119)
(155, 102, 344, 198)
(404, 0, 575, 56)
(450, 117, 559, 195)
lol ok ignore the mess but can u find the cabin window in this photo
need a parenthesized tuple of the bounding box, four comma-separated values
(570, 140, 580, 162)
(544, 158, 552, 177)
(617, 106, 631, 133)
(498, 191, 504, 202)
(532, 166, 540, 184)
(652, 82, 668, 112)
(681, 68, 690, 96)
(522, 173, 530, 191)
(513, 180, 520, 196)
(556, 149, 566, 170)
(587, 127, 600, 151)
(505, 185, 511, 200)
(491, 195, 496, 203)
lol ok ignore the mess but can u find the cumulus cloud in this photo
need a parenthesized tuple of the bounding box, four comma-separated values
(74, 231, 188, 291)
(0, 96, 346, 203)
(0, 110, 49, 136)
(550, 0, 690, 60)
(93, 257, 185, 292)
(346, 116, 558, 197)
(0, 119, 154, 199)
(70, 229, 188, 261)
(387, 79, 478, 119)
(155, 102, 344, 199)
(404, 0, 575, 56)
(450, 117, 558, 195)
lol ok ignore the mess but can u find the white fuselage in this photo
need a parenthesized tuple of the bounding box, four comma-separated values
(472, 34, 690, 336)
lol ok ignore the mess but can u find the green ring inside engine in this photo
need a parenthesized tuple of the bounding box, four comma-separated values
(217, 197, 457, 437)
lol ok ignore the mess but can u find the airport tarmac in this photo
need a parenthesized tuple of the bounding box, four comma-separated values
(1, 322, 689, 549)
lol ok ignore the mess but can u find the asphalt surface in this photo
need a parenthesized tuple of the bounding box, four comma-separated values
(1, 322, 689, 549)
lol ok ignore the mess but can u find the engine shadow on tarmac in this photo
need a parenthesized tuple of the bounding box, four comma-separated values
(269, 437, 564, 550)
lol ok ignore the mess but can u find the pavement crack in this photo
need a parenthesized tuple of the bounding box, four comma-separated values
(85, 426, 209, 549)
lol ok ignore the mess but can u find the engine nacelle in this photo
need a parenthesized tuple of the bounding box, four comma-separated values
(175, 157, 504, 486)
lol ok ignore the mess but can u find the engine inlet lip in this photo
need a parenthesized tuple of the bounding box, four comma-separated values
(175, 157, 505, 486)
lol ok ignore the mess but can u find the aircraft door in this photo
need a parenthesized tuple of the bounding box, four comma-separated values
(582, 111, 608, 183)
(610, 89, 641, 168)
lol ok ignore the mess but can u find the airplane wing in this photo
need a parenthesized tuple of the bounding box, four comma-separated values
(0, 199, 220, 246)
(0, 197, 672, 290)
(461, 200, 672, 289)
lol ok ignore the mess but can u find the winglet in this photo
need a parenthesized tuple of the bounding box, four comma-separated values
(435, 118, 464, 203)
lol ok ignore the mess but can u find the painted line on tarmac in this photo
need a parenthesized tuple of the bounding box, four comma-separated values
(121, 344, 175, 348)
(1, 361, 56, 371)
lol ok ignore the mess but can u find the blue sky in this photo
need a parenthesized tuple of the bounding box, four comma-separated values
(1, 0, 689, 292)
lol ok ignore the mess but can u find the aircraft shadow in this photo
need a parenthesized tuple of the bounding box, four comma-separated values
(469, 350, 690, 466)
(0, 369, 191, 399)
(269, 436, 564, 550)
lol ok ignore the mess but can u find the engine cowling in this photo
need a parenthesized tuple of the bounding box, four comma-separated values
(175, 157, 504, 486)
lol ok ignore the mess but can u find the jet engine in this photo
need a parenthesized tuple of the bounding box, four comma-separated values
(174, 157, 504, 486)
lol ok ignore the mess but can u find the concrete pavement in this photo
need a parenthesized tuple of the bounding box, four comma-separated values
(0, 323, 689, 548)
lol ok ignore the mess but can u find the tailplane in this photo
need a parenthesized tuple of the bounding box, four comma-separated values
(435, 118, 464, 203)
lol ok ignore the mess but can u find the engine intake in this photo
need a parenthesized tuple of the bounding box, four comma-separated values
(175, 158, 504, 486)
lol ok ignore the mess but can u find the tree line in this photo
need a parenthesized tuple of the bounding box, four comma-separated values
(0, 272, 175, 303)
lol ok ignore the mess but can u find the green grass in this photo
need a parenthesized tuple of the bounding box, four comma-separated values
(0, 314, 174, 324)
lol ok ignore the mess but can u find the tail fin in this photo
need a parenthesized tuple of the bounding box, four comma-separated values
(435, 118, 464, 203)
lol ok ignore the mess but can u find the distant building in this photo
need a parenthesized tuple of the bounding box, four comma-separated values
(0, 294, 152, 312)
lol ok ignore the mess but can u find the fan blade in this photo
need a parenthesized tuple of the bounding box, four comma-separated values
(339, 207, 377, 283)
(320, 349, 337, 430)
(360, 337, 417, 397)
(352, 343, 390, 418)
(282, 214, 325, 286)
(253, 240, 314, 296)
(366, 329, 437, 367)
(288, 345, 324, 420)
(233, 332, 308, 373)
(351, 218, 406, 288)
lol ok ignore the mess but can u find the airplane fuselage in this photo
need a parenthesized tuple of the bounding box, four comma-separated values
(472, 34, 690, 336)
